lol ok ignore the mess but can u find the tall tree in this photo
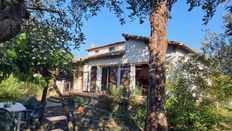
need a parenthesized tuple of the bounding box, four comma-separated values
(83, 1, 230, 130)
(181, 30, 232, 108)
(0, 0, 84, 47)
(0, 0, 29, 42)
(0, 30, 78, 129)
(1, 0, 232, 130)
(0, 1, 85, 129)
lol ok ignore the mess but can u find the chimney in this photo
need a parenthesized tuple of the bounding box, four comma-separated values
(90, 43, 95, 48)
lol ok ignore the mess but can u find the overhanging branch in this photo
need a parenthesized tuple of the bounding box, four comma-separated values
(27, 6, 60, 14)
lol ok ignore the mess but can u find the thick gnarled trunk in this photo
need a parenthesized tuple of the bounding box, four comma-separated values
(0, 0, 29, 42)
(145, 1, 169, 130)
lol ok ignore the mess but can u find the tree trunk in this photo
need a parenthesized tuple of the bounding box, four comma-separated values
(39, 82, 49, 121)
(145, 1, 169, 131)
(41, 82, 49, 104)
(0, 0, 29, 42)
(51, 75, 75, 130)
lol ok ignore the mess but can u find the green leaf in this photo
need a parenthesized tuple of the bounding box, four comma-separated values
(7, 49, 16, 58)
(16, 33, 27, 49)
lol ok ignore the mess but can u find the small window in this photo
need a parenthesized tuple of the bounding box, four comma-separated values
(109, 47, 115, 52)
(95, 50, 99, 53)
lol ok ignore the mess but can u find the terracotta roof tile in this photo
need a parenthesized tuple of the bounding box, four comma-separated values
(122, 33, 149, 42)
(122, 33, 197, 54)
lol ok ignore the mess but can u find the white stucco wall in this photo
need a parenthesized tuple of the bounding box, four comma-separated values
(79, 39, 191, 93)
(172, 48, 191, 68)
(86, 40, 188, 67)
(123, 40, 150, 64)
(87, 57, 121, 66)
(88, 43, 125, 57)
(73, 71, 78, 91)
(123, 40, 188, 65)
(73, 70, 83, 92)
(56, 80, 64, 94)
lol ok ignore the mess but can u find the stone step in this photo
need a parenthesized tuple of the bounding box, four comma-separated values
(46, 100, 62, 108)
(47, 96, 69, 103)
(47, 97, 61, 103)
(46, 115, 67, 122)
(50, 129, 64, 131)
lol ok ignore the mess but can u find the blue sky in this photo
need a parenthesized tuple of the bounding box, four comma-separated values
(72, 1, 225, 57)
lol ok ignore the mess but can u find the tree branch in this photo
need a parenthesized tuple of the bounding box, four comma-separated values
(27, 6, 60, 14)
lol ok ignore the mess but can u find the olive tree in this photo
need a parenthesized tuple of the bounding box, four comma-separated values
(1, 0, 231, 130)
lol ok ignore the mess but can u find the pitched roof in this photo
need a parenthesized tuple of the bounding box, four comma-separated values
(85, 33, 197, 54)
(122, 33, 149, 42)
(86, 41, 125, 51)
(122, 33, 197, 54)
(87, 50, 125, 60)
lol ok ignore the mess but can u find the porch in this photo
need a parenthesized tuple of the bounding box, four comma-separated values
(71, 63, 149, 95)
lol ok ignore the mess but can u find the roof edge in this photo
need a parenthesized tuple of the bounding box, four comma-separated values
(122, 33, 197, 54)
(86, 41, 125, 51)
(122, 33, 149, 42)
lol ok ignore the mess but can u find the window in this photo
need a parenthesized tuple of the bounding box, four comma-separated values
(109, 47, 115, 52)
(95, 50, 99, 53)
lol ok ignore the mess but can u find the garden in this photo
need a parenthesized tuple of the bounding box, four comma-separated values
(0, 0, 232, 131)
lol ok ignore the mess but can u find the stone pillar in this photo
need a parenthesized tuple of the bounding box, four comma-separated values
(88, 71, 91, 92)
(83, 65, 91, 92)
(96, 67, 102, 93)
(73, 70, 83, 92)
(117, 63, 121, 90)
(130, 64, 136, 95)
(73, 70, 78, 93)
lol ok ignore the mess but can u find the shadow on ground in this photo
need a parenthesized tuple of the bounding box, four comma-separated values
(30, 95, 146, 131)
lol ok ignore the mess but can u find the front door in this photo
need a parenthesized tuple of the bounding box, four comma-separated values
(101, 67, 110, 92)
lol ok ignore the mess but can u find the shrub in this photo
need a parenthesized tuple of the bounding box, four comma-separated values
(134, 85, 142, 96)
(105, 96, 119, 112)
(108, 86, 132, 98)
(118, 87, 131, 98)
(166, 77, 221, 130)
(0, 74, 42, 102)
(131, 103, 146, 129)
(108, 86, 118, 96)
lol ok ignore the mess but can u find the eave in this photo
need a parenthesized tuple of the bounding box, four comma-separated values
(86, 50, 125, 60)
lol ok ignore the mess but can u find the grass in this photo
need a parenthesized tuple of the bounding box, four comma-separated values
(218, 105, 232, 130)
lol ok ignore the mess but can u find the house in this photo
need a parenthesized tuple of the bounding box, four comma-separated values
(57, 34, 195, 95)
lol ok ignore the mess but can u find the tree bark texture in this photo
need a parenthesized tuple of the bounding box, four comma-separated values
(0, 0, 29, 42)
(145, 1, 169, 131)
(39, 83, 48, 122)
(41, 83, 49, 104)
